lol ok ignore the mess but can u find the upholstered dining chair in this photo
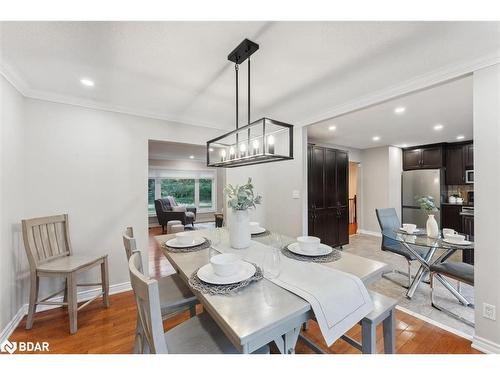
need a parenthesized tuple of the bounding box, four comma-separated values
(430, 261, 474, 327)
(128, 252, 269, 354)
(122, 227, 197, 353)
(375, 208, 428, 288)
(22, 214, 109, 334)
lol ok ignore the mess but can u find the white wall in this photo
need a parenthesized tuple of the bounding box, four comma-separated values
(17, 98, 223, 319)
(358, 146, 402, 233)
(472, 63, 500, 353)
(0, 76, 26, 334)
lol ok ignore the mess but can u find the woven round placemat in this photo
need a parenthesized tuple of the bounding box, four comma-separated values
(161, 237, 211, 253)
(251, 230, 271, 238)
(281, 244, 342, 263)
(188, 263, 263, 295)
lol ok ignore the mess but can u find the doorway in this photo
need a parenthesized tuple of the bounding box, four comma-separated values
(348, 161, 359, 235)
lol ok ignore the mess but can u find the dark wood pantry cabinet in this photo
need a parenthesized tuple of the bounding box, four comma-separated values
(307, 144, 349, 248)
(445, 141, 473, 185)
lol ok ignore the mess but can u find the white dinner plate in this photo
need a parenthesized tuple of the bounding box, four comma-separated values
(399, 228, 422, 234)
(287, 242, 333, 256)
(442, 238, 473, 246)
(165, 236, 206, 248)
(197, 261, 256, 285)
(251, 227, 266, 235)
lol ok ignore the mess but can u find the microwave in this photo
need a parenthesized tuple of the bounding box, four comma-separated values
(465, 170, 474, 184)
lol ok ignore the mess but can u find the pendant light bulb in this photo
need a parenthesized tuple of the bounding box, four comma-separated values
(268, 135, 275, 145)
(220, 149, 227, 158)
(229, 147, 235, 155)
(253, 139, 259, 149)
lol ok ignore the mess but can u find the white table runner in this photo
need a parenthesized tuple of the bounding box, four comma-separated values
(213, 239, 374, 346)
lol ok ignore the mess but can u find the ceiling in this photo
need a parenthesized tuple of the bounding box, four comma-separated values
(307, 76, 473, 149)
(1, 22, 499, 130)
(149, 140, 206, 161)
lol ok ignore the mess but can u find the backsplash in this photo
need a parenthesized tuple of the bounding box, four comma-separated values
(446, 185, 474, 202)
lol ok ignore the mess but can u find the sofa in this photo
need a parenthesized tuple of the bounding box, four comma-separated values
(154, 196, 197, 233)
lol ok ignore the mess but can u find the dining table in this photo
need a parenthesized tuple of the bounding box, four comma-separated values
(155, 229, 390, 354)
(382, 229, 474, 303)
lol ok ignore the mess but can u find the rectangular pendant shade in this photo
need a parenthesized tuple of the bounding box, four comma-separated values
(207, 118, 293, 168)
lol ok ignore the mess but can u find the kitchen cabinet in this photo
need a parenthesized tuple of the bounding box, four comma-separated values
(441, 204, 463, 233)
(403, 144, 444, 170)
(464, 143, 474, 169)
(445, 141, 473, 185)
(445, 145, 465, 185)
(461, 214, 474, 265)
(308, 144, 349, 248)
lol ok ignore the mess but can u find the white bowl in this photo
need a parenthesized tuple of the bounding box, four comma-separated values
(402, 223, 417, 234)
(296, 236, 321, 252)
(249, 221, 260, 230)
(442, 228, 457, 237)
(210, 254, 240, 277)
(445, 233, 465, 243)
(176, 232, 194, 245)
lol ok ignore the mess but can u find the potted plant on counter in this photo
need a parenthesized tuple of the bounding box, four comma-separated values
(224, 178, 262, 249)
(416, 195, 439, 238)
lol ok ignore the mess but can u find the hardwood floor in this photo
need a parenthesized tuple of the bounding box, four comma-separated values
(349, 223, 358, 235)
(7, 227, 480, 354)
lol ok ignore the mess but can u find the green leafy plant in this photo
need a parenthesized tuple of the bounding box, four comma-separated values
(224, 178, 263, 211)
(416, 195, 438, 215)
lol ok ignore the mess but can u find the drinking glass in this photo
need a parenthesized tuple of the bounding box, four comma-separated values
(210, 227, 221, 246)
(263, 248, 281, 279)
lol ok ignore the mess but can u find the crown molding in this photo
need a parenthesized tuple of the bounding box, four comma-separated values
(0, 60, 229, 132)
(302, 52, 500, 127)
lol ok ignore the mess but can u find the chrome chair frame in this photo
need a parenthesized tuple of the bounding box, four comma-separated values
(430, 269, 474, 328)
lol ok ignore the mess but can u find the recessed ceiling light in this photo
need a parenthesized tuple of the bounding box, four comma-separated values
(208, 148, 214, 152)
(394, 107, 406, 114)
(189, 155, 195, 159)
(328, 125, 337, 131)
(372, 136, 381, 141)
(80, 78, 95, 87)
(400, 144, 408, 148)
(434, 124, 444, 131)
(456, 135, 465, 140)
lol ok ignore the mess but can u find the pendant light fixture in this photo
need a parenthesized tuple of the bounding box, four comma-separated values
(207, 39, 294, 168)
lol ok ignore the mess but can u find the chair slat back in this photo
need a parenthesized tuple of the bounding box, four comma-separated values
(128, 253, 168, 354)
(122, 226, 137, 260)
(22, 214, 72, 267)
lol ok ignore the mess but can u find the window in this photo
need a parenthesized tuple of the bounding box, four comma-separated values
(199, 178, 213, 209)
(161, 179, 195, 205)
(148, 169, 217, 214)
(148, 179, 156, 214)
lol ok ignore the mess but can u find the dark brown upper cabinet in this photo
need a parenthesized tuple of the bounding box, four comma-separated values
(445, 144, 465, 185)
(403, 144, 444, 170)
(464, 143, 474, 169)
(445, 141, 473, 185)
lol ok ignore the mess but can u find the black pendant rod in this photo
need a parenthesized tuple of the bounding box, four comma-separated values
(247, 58, 251, 125)
(235, 64, 239, 129)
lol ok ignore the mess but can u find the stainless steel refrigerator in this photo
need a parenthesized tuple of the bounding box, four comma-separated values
(402, 169, 444, 228)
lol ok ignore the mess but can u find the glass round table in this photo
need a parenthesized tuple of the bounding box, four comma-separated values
(382, 228, 474, 301)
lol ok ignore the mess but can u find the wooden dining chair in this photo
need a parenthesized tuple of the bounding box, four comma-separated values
(22, 214, 109, 334)
(128, 252, 269, 354)
(122, 227, 197, 353)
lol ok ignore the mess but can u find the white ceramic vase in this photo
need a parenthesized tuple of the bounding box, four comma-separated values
(228, 209, 251, 249)
(426, 214, 439, 238)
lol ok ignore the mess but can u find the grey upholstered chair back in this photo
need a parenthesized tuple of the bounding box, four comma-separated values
(375, 208, 401, 251)
(22, 214, 73, 267)
(128, 252, 168, 354)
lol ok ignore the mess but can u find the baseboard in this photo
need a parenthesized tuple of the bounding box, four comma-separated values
(395, 305, 473, 341)
(472, 335, 500, 354)
(0, 305, 28, 345)
(357, 229, 382, 237)
(0, 281, 131, 345)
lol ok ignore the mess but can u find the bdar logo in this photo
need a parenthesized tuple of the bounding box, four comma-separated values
(1, 339, 17, 354)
